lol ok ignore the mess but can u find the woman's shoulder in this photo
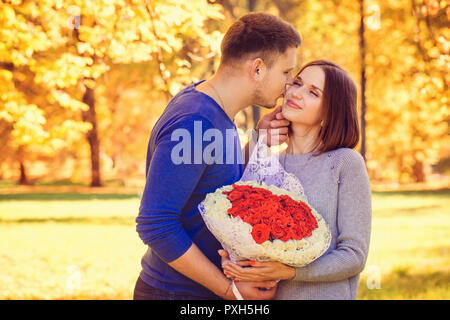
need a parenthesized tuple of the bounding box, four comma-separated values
(330, 148, 366, 171)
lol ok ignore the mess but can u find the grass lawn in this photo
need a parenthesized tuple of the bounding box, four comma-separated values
(357, 189, 450, 299)
(0, 188, 449, 299)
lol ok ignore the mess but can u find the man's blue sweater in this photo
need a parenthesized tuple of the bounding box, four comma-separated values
(136, 81, 244, 298)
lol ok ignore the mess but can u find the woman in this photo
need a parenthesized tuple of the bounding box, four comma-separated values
(221, 60, 372, 300)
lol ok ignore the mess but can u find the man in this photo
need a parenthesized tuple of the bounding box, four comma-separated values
(134, 12, 301, 300)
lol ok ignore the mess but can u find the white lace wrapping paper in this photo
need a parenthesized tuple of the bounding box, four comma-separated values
(198, 134, 331, 267)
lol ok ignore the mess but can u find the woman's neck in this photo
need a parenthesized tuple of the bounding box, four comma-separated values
(286, 126, 322, 155)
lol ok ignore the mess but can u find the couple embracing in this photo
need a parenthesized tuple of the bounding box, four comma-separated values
(134, 12, 372, 300)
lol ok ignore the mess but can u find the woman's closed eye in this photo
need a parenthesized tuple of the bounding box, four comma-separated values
(294, 80, 319, 97)
(292, 80, 302, 88)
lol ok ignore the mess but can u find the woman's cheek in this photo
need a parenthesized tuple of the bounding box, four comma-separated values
(281, 103, 295, 119)
(281, 106, 290, 120)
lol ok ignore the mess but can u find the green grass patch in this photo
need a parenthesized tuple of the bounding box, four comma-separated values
(0, 187, 449, 299)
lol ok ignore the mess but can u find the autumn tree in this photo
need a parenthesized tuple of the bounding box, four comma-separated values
(1, 0, 224, 186)
(209, 0, 449, 183)
(1, 0, 447, 185)
(363, 0, 448, 182)
(0, 1, 91, 184)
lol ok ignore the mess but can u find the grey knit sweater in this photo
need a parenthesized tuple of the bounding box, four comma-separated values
(274, 147, 372, 300)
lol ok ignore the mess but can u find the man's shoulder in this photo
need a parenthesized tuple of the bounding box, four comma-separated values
(161, 96, 230, 130)
(152, 81, 235, 143)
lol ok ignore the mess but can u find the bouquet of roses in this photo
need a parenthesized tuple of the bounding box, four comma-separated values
(199, 180, 330, 267)
(198, 135, 331, 268)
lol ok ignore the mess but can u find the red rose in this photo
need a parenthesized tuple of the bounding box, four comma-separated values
(227, 190, 244, 201)
(242, 209, 262, 226)
(251, 223, 270, 244)
(289, 226, 303, 241)
(269, 213, 288, 228)
(279, 229, 291, 242)
(270, 222, 285, 239)
(290, 224, 304, 240)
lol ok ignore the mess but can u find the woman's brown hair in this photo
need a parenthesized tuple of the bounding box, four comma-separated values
(293, 60, 360, 155)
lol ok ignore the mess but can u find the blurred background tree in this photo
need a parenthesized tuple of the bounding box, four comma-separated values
(1, 0, 223, 186)
(363, 0, 449, 183)
(0, 0, 92, 185)
(0, 0, 448, 187)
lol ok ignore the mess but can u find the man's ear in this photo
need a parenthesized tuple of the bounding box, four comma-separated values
(250, 58, 266, 81)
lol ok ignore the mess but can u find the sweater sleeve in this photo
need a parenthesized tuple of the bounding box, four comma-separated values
(293, 150, 372, 282)
(136, 115, 214, 263)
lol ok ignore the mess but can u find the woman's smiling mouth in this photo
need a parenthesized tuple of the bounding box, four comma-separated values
(286, 99, 302, 110)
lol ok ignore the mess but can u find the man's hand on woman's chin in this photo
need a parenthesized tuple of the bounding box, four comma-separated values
(256, 105, 290, 147)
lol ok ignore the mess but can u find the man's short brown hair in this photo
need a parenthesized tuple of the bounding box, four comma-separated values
(220, 12, 301, 67)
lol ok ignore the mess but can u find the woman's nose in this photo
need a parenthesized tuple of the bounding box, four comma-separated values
(290, 87, 303, 101)
(283, 82, 292, 96)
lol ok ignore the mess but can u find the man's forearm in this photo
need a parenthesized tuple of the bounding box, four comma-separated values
(168, 243, 233, 299)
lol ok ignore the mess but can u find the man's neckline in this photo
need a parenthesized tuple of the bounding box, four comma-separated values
(191, 80, 236, 126)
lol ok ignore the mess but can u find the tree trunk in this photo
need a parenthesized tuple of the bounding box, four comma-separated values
(248, 0, 257, 11)
(359, 0, 367, 162)
(73, 17, 101, 187)
(82, 86, 102, 187)
(413, 160, 426, 183)
(18, 161, 29, 185)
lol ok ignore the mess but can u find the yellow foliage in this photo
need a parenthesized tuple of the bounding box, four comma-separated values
(49, 90, 89, 112)
(0, 0, 447, 183)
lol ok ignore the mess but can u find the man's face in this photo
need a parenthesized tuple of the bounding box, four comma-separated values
(253, 47, 297, 109)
